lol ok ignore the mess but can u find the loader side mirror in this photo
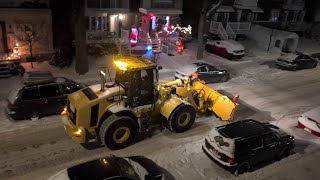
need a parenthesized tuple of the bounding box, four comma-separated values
(157, 66, 163, 70)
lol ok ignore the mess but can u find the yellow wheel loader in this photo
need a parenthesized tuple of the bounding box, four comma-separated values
(61, 56, 239, 150)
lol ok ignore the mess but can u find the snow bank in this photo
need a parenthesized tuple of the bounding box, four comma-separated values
(246, 25, 299, 53)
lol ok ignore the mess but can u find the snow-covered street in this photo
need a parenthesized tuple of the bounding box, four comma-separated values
(0, 39, 320, 180)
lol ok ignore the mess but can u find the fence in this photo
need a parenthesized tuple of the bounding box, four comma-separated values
(162, 42, 178, 55)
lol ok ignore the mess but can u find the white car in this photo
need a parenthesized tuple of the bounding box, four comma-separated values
(205, 40, 245, 60)
(298, 106, 320, 137)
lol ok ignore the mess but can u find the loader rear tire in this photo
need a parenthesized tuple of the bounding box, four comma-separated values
(169, 104, 196, 133)
(99, 114, 137, 150)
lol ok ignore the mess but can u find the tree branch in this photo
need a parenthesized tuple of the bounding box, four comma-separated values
(206, 0, 224, 19)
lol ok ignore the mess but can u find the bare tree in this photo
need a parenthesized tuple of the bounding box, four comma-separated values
(197, 0, 224, 60)
(73, 0, 88, 75)
(17, 22, 45, 68)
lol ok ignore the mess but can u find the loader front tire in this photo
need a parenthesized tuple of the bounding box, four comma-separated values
(99, 114, 137, 150)
(169, 104, 196, 133)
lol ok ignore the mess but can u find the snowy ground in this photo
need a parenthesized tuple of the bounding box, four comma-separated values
(0, 38, 320, 180)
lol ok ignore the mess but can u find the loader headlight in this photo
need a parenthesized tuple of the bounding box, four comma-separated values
(61, 107, 67, 115)
(73, 126, 84, 137)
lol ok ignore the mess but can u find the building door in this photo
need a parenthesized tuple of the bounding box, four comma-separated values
(110, 15, 120, 36)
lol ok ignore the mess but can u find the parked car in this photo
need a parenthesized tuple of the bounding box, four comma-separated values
(175, 62, 229, 83)
(202, 119, 295, 176)
(275, 53, 318, 70)
(0, 60, 25, 78)
(298, 106, 320, 137)
(48, 156, 174, 180)
(6, 71, 85, 120)
(205, 40, 245, 60)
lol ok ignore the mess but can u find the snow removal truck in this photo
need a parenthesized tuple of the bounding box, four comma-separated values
(61, 56, 239, 150)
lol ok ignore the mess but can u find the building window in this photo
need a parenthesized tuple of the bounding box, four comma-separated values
(101, 0, 110, 8)
(270, 9, 280, 21)
(103, 16, 108, 30)
(87, 0, 100, 8)
(97, 17, 102, 30)
(91, 17, 96, 30)
(87, 15, 108, 31)
(152, 0, 175, 8)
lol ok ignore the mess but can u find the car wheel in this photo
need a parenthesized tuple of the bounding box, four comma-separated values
(292, 66, 298, 71)
(99, 114, 137, 150)
(276, 148, 291, 161)
(224, 52, 233, 60)
(168, 104, 196, 133)
(220, 75, 229, 82)
(312, 63, 317, 68)
(30, 112, 40, 121)
(234, 162, 250, 176)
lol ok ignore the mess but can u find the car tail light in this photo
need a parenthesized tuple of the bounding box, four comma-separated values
(228, 157, 235, 165)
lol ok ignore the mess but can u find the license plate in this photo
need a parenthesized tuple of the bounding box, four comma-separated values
(209, 148, 220, 158)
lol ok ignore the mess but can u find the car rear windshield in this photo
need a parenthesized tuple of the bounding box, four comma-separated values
(82, 88, 98, 101)
(8, 88, 19, 104)
(67, 158, 140, 180)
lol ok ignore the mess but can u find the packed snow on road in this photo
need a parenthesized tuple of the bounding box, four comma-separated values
(0, 39, 320, 180)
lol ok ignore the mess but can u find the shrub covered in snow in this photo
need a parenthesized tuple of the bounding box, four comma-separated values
(87, 43, 119, 58)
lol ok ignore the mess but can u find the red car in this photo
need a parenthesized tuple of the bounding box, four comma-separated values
(298, 106, 320, 137)
(205, 40, 245, 60)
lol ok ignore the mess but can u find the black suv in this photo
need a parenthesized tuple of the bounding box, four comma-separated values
(6, 72, 85, 120)
(202, 119, 295, 176)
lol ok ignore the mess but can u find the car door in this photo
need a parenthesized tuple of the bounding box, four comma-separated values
(248, 137, 265, 165)
(298, 55, 310, 69)
(262, 133, 279, 160)
(38, 83, 65, 115)
(19, 86, 41, 116)
(305, 57, 317, 68)
(197, 66, 210, 83)
(207, 65, 223, 82)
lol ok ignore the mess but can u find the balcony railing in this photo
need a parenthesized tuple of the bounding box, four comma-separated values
(226, 22, 251, 34)
(86, 0, 129, 9)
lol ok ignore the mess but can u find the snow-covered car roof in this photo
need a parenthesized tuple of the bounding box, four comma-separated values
(206, 40, 244, 51)
(176, 64, 198, 76)
(302, 106, 320, 123)
(176, 62, 214, 76)
(278, 53, 299, 61)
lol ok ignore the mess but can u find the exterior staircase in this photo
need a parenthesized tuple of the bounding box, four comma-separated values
(119, 40, 130, 56)
(209, 21, 252, 40)
(118, 29, 131, 56)
(151, 33, 162, 53)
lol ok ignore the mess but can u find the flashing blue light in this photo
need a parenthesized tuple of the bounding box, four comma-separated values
(146, 45, 152, 51)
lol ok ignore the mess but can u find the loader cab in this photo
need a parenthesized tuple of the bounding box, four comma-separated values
(113, 57, 158, 108)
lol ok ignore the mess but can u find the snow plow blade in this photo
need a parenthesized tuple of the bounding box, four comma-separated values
(192, 81, 239, 121)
